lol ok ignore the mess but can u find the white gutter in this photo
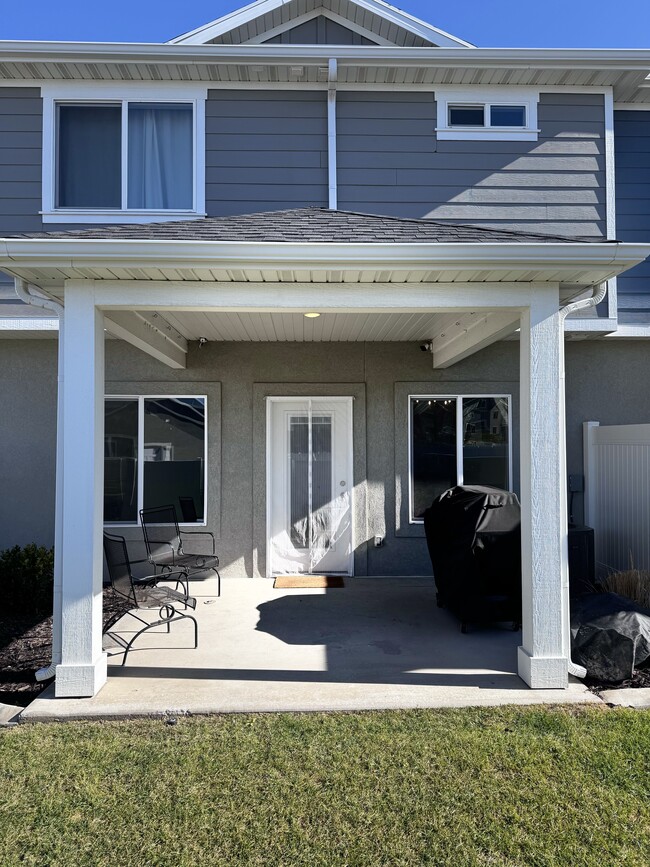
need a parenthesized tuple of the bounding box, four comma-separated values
(558, 282, 609, 680)
(0, 239, 649, 273)
(14, 278, 64, 684)
(1, 42, 650, 67)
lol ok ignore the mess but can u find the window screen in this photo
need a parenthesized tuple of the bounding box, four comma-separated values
(57, 105, 121, 208)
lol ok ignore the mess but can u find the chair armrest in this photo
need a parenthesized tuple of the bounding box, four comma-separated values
(180, 530, 216, 555)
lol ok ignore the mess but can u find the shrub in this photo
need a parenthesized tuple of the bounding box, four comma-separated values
(0, 544, 54, 616)
(601, 567, 650, 610)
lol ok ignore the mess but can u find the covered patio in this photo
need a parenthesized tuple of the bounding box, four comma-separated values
(2, 208, 649, 701)
(21, 575, 599, 720)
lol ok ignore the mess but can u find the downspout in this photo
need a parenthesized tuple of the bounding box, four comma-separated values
(558, 282, 608, 680)
(327, 58, 337, 210)
(14, 278, 64, 683)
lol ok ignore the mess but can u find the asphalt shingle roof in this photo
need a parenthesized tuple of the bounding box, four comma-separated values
(11, 208, 604, 244)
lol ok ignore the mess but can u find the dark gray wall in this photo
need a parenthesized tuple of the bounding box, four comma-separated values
(3, 336, 649, 574)
(263, 15, 376, 44)
(337, 92, 606, 237)
(0, 87, 42, 236)
(205, 90, 328, 215)
(614, 110, 650, 324)
(0, 339, 57, 548)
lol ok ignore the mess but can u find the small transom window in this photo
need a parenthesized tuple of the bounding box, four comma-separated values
(436, 89, 538, 141)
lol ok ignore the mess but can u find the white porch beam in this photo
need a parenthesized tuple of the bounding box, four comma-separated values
(90, 280, 539, 312)
(432, 311, 521, 368)
(104, 310, 188, 369)
(518, 286, 569, 689)
(55, 282, 107, 697)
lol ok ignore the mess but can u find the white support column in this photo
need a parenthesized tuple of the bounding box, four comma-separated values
(55, 282, 107, 697)
(518, 287, 569, 689)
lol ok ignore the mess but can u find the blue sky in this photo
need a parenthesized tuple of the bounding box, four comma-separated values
(1, 1, 649, 47)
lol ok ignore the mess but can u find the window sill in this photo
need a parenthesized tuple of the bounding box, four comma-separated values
(41, 210, 206, 225)
(435, 128, 540, 142)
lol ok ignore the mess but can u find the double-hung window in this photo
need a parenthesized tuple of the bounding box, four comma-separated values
(409, 395, 511, 522)
(104, 396, 207, 525)
(42, 85, 206, 222)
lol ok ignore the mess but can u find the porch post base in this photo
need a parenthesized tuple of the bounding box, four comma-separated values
(518, 647, 569, 690)
(54, 654, 108, 698)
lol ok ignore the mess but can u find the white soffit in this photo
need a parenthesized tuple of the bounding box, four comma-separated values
(167, 0, 473, 48)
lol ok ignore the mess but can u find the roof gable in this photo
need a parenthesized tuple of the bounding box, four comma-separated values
(168, 0, 473, 48)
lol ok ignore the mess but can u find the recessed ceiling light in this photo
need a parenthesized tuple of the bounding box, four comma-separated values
(304, 312, 321, 318)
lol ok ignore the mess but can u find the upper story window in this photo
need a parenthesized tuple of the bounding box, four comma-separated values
(42, 84, 207, 223)
(436, 88, 539, 142)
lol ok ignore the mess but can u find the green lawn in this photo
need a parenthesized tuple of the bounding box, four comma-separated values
(0, 706, 648, 866)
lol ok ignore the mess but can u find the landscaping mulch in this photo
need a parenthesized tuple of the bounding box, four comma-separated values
(0, 589, 128, 707)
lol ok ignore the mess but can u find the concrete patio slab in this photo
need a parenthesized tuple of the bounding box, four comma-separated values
(21, 577, 600, 722)
(600, 688, 650, 709)
(0, 701, 22, 727)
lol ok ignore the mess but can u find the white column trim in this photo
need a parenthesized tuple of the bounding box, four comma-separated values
(518, 286, 569, 689)
(55, 281, 107, 697)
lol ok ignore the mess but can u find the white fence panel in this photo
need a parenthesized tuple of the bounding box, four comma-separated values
(584, 421, 650, 574)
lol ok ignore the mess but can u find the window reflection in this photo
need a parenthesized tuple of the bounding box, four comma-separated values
(143, 398, 206, 521)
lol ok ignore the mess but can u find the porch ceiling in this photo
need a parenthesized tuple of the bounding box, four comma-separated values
(155, 309, 470, 343)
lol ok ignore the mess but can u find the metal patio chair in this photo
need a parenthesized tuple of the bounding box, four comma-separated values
(139, 504, 221, 596)
(103, 532, 199, 666)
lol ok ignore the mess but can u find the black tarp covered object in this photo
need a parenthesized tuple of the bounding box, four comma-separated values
(571, 592, 650, 682)
(423, 485, 522, 628)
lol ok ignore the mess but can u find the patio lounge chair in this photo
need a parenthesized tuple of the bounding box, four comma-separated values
(103, 532, 199, 666)
(139, 504, 221, 596)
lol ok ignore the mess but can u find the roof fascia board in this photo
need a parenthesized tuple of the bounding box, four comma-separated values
(167, 0, 473, 48)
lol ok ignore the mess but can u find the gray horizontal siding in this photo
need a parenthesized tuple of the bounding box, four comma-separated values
(206, 90, 328, 213)
(614, 110, 650, 322)
(263, 15, 376, 44)
(0, 88, 43, 236)
(337, 91, 606, 237)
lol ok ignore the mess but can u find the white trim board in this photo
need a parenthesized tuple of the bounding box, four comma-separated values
(168, 0, 473, 48)
(241, 8, 395, 46)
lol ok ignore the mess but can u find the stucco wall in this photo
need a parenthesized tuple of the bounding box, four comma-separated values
(2, 337, 650, 575)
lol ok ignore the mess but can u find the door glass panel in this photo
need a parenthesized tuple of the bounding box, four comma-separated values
(143, 397, 205, 521)
(411, 398, 457, 519)
(289, 416, 309, 547)
(462, 397, 509, 488)
(289, 415, 332, 549)
(104, 399, 138, 523)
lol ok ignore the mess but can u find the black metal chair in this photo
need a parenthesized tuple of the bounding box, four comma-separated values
(139, 504, 221, 596)
(103, 532, 198, 666)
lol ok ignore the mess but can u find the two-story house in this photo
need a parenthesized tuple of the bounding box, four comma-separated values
(1, 0, 650, 700)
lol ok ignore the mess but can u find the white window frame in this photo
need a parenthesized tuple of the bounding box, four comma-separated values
(41, 82, 207, 223)
(435, 88, 539, 141)
(104, 394, 208, 527)
(408, 393, 513, 524)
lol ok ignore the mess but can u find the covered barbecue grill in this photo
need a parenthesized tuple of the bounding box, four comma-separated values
(423, 485, 522, 631)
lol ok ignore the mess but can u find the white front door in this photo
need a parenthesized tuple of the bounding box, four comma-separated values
(267, 397, 353, 576)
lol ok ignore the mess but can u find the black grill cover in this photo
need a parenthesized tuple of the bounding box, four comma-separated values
(423, 485, 522, 625)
